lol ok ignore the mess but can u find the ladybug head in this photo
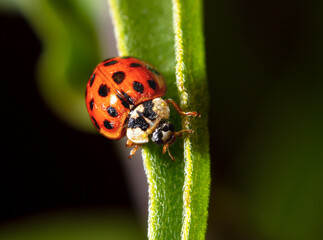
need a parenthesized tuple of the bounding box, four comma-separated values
(151, 121, 175, 145)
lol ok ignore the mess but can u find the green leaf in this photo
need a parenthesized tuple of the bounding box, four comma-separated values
(13, 0, 101, 131)
(109, 0, 210, 239)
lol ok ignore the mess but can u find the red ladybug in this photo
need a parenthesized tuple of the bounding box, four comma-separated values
(85, 57, 200, 160)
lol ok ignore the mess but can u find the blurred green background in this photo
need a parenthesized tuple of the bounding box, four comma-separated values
(0, 0, 322, 240)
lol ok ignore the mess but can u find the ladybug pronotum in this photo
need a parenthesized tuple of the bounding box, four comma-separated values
(85, 56, 200, 160)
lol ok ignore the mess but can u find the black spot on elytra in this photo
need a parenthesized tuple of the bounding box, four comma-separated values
(103, 119, 113, 129)
(128, 111, 149, 131)
(91, 116, 100, 130)
(98, 84, 110, 97)
(133, 81, 144, 93)
(112, 71, 125, 84)
(104, 60, 118, 66)
(117, 94, 130, 109)
(89, 99, 94, 110)
(142, 100, 157, 120)
(103, 57, 113, 62)
(120, 91, 134, 105)
(130, 63, 142, 67)
(147, 79, 157, 90)
(107, 106, 118, 117)
(89, 73, 95, 87)
(146, 65, 160, 75)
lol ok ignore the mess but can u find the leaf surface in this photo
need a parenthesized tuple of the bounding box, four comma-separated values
(109, 0, 210, 239)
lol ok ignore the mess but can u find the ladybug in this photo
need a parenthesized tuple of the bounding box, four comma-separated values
(85, 57, 200, 160)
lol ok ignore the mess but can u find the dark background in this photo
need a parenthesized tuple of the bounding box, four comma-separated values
(0, 14, 130, 221)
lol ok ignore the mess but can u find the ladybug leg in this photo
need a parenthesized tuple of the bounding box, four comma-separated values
(162, 144, 176, 161)
(174, 129, 194, 137)
(126, 139, 136, 147)
(166, 99, 201, 118)
(161, 129, 194, 161)
(126, 139, 139, 159)
(129, 145, 139, 159)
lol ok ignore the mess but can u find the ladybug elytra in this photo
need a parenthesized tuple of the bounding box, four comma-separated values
(85, 57, 200, 160)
